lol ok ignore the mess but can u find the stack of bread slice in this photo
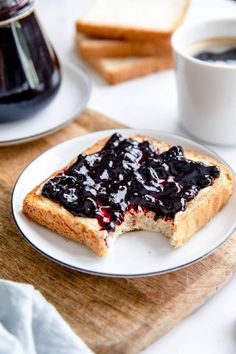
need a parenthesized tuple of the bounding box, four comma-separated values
(76, 0, 189, 84)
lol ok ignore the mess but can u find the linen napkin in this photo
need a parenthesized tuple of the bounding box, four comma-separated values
(0, 279, 94, 354)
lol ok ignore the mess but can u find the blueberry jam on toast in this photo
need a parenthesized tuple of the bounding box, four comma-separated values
(41, 133, 220, 231)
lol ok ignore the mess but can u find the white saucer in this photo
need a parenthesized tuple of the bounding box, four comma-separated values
(12, 129, 236, 278)
(0, 64, 91, 146)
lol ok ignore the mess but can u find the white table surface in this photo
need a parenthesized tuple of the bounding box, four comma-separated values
(36, 0, 236, 353)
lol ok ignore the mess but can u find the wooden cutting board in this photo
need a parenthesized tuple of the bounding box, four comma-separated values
(0, 108, 235, 354)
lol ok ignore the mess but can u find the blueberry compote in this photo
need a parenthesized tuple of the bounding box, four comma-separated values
(42, 133, 220, 231)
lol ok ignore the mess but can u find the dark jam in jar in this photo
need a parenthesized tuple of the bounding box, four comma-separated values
(42, 133, 220, 232)
(0, 0, 61, 121)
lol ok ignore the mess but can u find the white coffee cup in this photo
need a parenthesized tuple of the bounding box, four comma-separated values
(172, 19, 236, 146)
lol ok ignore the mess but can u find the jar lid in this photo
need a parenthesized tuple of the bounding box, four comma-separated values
(0, 0, 34, 22)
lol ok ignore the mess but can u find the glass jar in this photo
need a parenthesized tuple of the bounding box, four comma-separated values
(0, 0, 61, 121)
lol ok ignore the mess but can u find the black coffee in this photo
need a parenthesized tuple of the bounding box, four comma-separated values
(186, 37, 236, 65)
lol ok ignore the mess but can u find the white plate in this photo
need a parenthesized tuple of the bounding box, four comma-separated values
(12, 129, 236, 278)
(0, 64, 91, 146)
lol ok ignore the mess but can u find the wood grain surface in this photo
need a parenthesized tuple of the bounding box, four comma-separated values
(0, 108, 235, 354)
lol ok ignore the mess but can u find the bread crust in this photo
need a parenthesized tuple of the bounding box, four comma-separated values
(85, 56, 173, 84)
(76, 0, 189, 43)
(76, 33, 172, 59)
(22, 135, 234, 256)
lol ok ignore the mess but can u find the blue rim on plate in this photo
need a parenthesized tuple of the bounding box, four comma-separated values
(11, 129, 236, 278)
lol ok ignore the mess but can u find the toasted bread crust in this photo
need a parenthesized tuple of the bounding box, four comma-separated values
(22, 135, 234, 256)
(76, 22, 172, 43)
(85, 56, 173, 84)
(76, 0, 189, 43)
(76, 33, 172, 59)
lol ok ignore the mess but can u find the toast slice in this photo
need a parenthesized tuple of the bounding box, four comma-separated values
(76, 0, 189, 43)
(84, 56, 173, 84)
(76, 33, 172, 59)
(23, 134, 233, 257)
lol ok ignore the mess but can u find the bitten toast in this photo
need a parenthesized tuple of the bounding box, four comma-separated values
(23, 134, 233, 256)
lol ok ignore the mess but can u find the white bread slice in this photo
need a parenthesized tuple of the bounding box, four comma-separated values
(76, 33, 172, 59)
(22, 135, 234, 257)
(84, 56, 173, 84)
(76, 0, 189, 43)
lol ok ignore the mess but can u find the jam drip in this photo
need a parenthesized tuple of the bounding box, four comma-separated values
(42, 133, 220, 231)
